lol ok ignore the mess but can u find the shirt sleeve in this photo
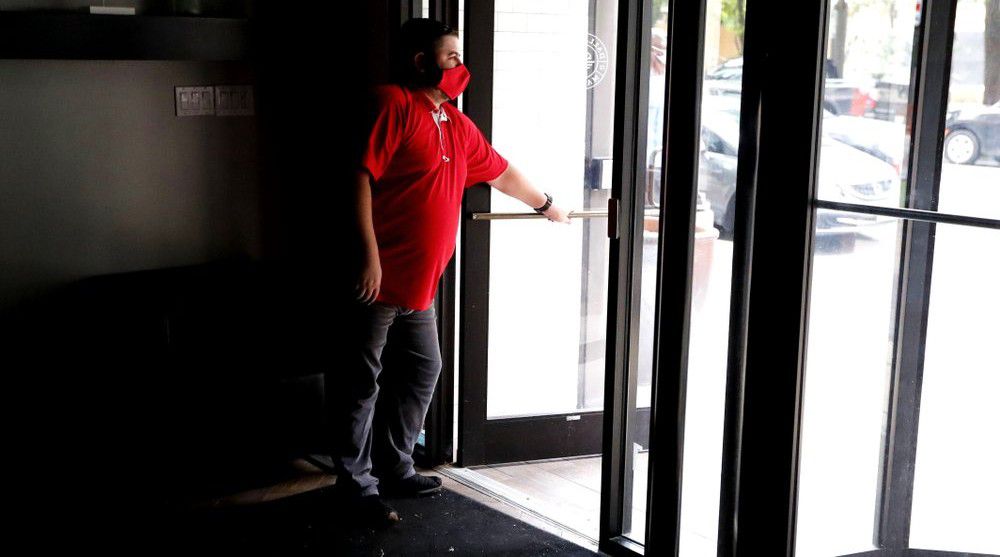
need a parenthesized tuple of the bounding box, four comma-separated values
(360, 87, 407, 183)
(460, 111, 509, 188)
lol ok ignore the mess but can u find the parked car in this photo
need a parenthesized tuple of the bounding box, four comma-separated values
(821, 108, 906, 172)
(943, 101, 1000, 165)
(704, 56, 878, 116)
(693, 109, 900, 239)
(644, 95, 901, 243)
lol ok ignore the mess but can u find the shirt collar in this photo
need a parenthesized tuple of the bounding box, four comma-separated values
(407, 86, 446, 113)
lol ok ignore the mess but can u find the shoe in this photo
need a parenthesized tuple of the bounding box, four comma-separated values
(379, 472, 443, 496)
(356, 494, 401, 526)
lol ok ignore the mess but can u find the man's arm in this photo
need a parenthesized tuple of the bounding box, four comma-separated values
(487, 163, 571, 223)
(353, 169, 381, 302)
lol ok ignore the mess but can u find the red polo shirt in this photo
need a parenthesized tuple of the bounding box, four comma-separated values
(360, 84, 509, 312)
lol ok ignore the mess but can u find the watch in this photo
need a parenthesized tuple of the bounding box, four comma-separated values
(533, 192, 553, 213)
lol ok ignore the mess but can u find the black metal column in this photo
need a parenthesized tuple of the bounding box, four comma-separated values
(418, 0, 465, 472)
(643, 0, 707, 552)
(716, 0, 764, 550)
(429, 0, 459, 27)
(598, 0, 645, 552)
(455, 0, 494, 467)
(876, 0, 958, 549)
(730, 0, 828, 554)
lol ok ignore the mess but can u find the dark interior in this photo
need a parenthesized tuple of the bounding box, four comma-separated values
(1, 1, 390, 550)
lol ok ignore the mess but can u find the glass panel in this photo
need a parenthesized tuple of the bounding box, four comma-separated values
(939, 0, 1000, 220)
(797, 212, 1000, 557)
(910, 224, 1000, 554)
(627, 0, 746, 548)
(486, 2, 617, 419)
(625, 0, 670, 539)
(796, 210, 902, 557)
(816, 0, 914, 211)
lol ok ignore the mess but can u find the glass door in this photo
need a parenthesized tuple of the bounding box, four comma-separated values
(458, 0, 622, 465)
(794, 0, 1000, 555)
(455, 0, 749, 555)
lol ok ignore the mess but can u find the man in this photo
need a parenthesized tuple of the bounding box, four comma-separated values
(333, 18, 570, 526)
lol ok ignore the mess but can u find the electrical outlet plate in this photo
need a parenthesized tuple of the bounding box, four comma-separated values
(215, 85, 255, 116)
(175, 86, 215, 116)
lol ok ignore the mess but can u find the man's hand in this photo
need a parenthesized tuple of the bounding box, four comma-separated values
(542, 204, 572, 224)
(356, 256, 382, 304)
(351, 169, 382, 304)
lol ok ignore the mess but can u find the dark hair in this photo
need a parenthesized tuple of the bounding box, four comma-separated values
(391, 18, 459, 88)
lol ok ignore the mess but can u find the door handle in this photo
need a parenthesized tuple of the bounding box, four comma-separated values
(471, 199, 630, 241)
(469, 210, 609, 221)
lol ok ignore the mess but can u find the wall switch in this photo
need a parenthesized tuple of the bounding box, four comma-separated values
(175, 86, 215, 116)
(215, 85, 255, 116)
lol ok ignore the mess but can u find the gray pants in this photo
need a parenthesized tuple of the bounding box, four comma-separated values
(331, 298, 442, 497)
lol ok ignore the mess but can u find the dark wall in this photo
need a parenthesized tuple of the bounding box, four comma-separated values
(0, 0, 401, 316)
(0, 60, 262, 313)
(2, 3, 402, 551)
(253, 1, 393, 285)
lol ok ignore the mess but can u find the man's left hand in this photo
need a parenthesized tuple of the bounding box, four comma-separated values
(543, 204, 572, 224)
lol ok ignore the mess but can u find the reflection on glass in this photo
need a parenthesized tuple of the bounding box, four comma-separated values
(910, 225, 1000, 553)
(816, 0, 913, 210)
(796, 211, 901, 557)
(486, 0, 616, 420)
(939, 0, 1000, 220)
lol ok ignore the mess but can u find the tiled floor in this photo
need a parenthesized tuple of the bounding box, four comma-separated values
(433, 463, 601, 553)
(438, 452, 650, 549)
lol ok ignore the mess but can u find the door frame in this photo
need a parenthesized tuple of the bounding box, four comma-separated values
(454, 0, 632, 466)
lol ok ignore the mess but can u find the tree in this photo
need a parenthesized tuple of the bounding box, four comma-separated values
(649, 0, 746, 54)
(721, 0, 747, 54)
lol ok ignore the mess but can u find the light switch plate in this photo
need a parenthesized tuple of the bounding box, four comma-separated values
(215, 85, 255, 116)
(175, 86, 215, 116)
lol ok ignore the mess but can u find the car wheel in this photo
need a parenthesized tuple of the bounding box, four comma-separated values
(943, 129, 980, 165)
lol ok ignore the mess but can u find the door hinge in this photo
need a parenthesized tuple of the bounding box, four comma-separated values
(608, 197, 620, 239)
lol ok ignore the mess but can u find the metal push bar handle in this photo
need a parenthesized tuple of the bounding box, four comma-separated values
(470, 208, 667, 221)
(470, 210, 610, 220)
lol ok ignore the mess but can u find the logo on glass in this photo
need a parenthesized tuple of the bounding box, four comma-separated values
(587, 33, 609, 89)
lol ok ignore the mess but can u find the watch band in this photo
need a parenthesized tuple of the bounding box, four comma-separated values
(533, 192, 553, 213)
